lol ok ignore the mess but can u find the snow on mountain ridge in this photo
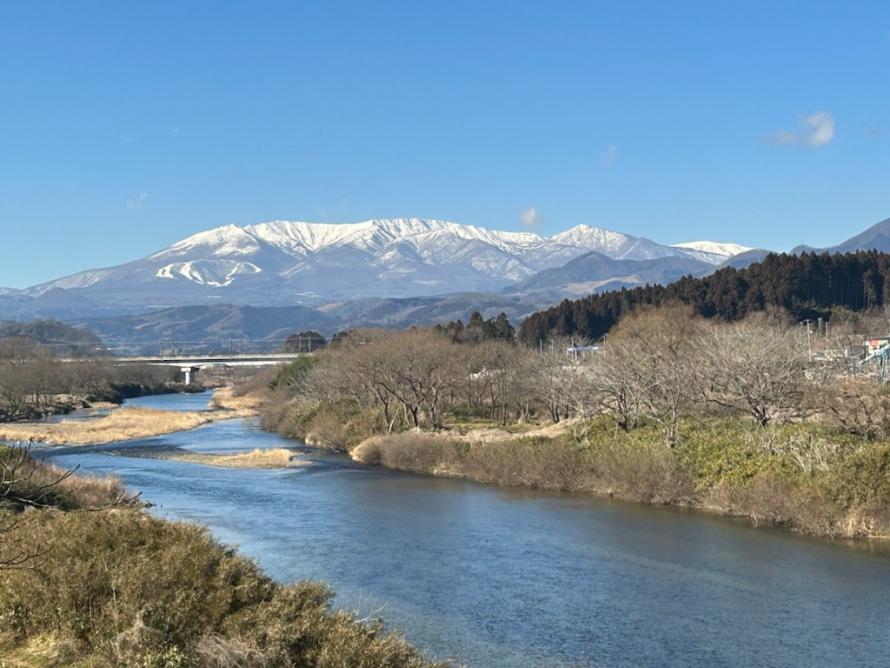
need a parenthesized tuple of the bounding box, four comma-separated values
(23, 217, 746, 304)
(158, 218, 643, 259)
(156, 260, 262, 287)
(550, 224, 633, 251)
(672, 241, 753, 258)
(153, 224, 262, 258)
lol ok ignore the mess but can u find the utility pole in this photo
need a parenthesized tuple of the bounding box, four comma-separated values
(799, 319, 813, 359)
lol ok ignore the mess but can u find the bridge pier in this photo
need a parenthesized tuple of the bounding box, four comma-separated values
(180, 366, 200, 385)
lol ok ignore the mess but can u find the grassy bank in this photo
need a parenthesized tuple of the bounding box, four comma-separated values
(0, 404, 258, 446)
(0, 446, 439, 666)
(262, 396, 890, 540)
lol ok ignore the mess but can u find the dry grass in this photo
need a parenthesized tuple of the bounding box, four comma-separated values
(0, 509, 441, 667)
(166, 448, 307, 469)
(448, 417, 579, 444)
(352, 431, 608, 494)
(210, 386, 266, 413)
(0, 407, 256, 446)
(0, 446, 131, 511)
(0, 634, 74, 667)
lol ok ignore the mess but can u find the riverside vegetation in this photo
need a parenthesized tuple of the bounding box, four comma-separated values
(259, 307, 890, 540)
(0, 446, 439, 666)
(0, 334, 189, 422)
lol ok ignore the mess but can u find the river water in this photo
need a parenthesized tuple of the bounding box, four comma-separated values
(43, 392, 890, 667)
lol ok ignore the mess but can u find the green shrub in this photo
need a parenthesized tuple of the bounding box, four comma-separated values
(262, 398, 388, 451)
(674, 420, 780, 489)
(815, 440, 890, 510)
(272, 357, 317, 391)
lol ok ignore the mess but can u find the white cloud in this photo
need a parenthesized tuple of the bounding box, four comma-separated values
(127, 192, 148, 212)
(520, 206, 541, 232)
(768, 111, 836, 147)
(600, 144, 618, 165)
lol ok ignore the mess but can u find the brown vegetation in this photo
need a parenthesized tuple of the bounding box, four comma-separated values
(0, 447, 440, 666)
(167, 447, 306, 469)
(211, 385, 267, 412)
(0, 337, 182, 422)
(256, 308, 890, 540)
(0, 406, 256, 446)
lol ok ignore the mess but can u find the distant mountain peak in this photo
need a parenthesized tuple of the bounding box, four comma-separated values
(671, 240, 753, 258)
(550, 224, 630, 247)
(153, 224, 261, 258)
(795, 216, 890, 255)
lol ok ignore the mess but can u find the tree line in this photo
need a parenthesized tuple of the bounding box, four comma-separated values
(0, 338, 177, 421)
(0, 319, 107, 357)
(259, 309, 890, 539)
(518, 251, 890, 344)
(265, 309, 817, 448)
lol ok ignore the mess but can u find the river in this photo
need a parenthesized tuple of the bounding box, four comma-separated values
(42, 392, 890, 667)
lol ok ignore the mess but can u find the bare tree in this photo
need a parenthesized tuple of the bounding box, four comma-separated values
(522, 339, 585, 423)
(607, 306, 703, 446)
(696, 318, 806, 427)
(586, 337, 647, 432)
(0, 338, 43, 420)
(378, 330, 462, 429)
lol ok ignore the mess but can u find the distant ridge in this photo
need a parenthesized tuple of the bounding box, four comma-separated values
(18, 218, 743, 311)
(519, 248, 890, 344)
(792, 217, 890, 255)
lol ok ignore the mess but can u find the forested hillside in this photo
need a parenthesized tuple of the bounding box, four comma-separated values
(519, 251, 890, 344)
(0, 319, 106, 356)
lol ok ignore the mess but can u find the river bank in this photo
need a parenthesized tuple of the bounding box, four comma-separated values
(0, 445, 438, 667)
(258, 389, 890, 541)
(0, 373, 196, 424)
(0, 387, 258, 446)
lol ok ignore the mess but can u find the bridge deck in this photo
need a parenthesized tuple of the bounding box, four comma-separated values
(58, 352, 310, 365)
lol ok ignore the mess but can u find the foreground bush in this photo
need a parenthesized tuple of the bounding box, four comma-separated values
(0, 451, 440, 667)
(0, 444, 131, 512)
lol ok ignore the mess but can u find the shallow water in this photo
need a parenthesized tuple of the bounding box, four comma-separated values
(43, 393, 890, 667)
(125, 391, 214, 412)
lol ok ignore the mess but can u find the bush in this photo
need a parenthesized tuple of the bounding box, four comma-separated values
(0, 511, 439, 666)
(0, 450, 439, 665)
(0, 445, 131, 512)
(355, 429, 693, 502)
(263, 398, 386, 451)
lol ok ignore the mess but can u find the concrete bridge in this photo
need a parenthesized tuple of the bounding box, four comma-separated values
(62, 352, 310, 384)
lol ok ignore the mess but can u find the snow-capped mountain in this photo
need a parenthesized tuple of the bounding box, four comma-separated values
(21, 218, 748, 310)
(672, 241, 753, 259)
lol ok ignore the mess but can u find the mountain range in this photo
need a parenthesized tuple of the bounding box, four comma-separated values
(3, 215, 889, 352)
(5, 218, 747, 314)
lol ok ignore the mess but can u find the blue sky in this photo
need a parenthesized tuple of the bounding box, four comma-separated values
(1, 1, 889, 287)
